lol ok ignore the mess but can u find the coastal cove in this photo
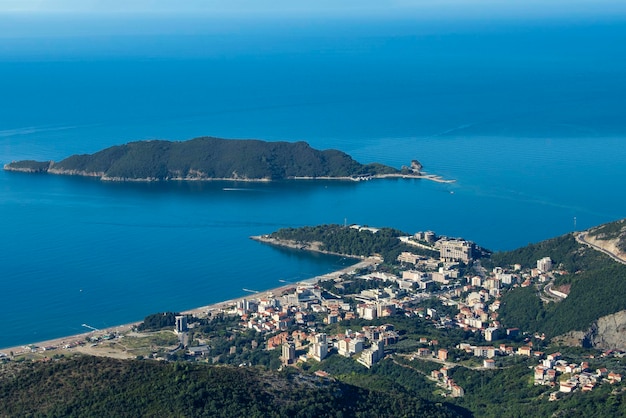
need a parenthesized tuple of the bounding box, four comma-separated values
(1, 136, 625, 350)
(1, 17, 626, 350)
(0, 256, 376, 356)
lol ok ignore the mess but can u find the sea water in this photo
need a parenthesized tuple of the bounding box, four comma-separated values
(1, 16, 625, 348)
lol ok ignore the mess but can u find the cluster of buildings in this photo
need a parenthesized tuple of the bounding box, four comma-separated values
(276, 324, 395, 368)
(182, 227, 621, 402)
(428, 256, 557, 340)
(531, 351, 624, 398)
(401, 232, 478, 264)
(225, 232, 561, 374)
(237, 283, 395, 333)
(409, 341, 466, 397)
(455, 341, 539, 359)
(229, 280, 404, 369)
(430, 367, 465, 397)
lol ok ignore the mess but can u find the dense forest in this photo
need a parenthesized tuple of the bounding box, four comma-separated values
(270, 224, 438, 262)
(2, 159, 51, 172)
(0, 356, 462, 418)
(5, 137, 402, 181)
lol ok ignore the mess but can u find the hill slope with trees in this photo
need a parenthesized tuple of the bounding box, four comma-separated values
(0, 356, 461, 418)
(264, 224, 439, 262)
(494, 230, 626, 340)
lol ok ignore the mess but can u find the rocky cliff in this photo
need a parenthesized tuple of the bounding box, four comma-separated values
(555, 310, 626, 350)
(583, 310, 626, 350)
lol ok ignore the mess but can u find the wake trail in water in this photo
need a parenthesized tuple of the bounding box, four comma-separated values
(0, 124, 82, 138)
(83, 220, 292, 229)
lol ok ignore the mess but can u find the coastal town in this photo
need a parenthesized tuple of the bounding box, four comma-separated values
(4, 225, 625, 404)
(3, 4, 625, 414)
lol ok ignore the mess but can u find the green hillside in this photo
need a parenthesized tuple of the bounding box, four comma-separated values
(5, 137, 401, 181)
(488, 233, 609, 272)
(495, 232, 626, 338)
(0, 356, 461, 418)
(269, 224, 439, 262)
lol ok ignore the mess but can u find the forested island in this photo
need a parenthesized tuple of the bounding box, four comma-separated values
(3, 137, 433, 182)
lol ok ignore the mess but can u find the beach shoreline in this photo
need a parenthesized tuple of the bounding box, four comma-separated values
(0, 257, 378, 357)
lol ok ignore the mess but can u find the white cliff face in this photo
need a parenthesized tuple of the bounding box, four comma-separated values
(48, 167, 105, 177)
(586, 219, 626, 260)
(584, 233, 626, 261)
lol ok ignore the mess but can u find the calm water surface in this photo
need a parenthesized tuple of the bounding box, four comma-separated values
(1, 16, 625, 348)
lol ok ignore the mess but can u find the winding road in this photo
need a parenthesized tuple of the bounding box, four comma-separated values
(575, 232, 626, 265)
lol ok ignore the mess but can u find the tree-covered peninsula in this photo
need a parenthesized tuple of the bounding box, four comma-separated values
(255, 224, 439, 262)
(3, 137, 421, 182)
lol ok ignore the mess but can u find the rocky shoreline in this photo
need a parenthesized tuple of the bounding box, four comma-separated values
(5, 163, 455, 184)
(250, 234, 365, 259)
(4, 138, 456, 183)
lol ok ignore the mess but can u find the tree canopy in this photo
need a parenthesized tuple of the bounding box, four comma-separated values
(6, 137, 401, 181)
(270, 224, 438, 262)
(0, 356, 461, 418)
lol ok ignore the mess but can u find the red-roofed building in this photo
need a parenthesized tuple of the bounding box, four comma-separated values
(609, 372, 623, 383)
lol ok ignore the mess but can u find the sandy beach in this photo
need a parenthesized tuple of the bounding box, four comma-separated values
(0, 257, 378, 357)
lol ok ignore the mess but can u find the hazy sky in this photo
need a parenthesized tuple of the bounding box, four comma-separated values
(1, 0, 625, 40)
(2, 0, 626, 18)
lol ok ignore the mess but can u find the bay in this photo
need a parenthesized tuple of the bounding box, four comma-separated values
(1, 16, 625, 349)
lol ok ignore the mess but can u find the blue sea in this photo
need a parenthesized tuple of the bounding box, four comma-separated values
(1, 14, 626, 349)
